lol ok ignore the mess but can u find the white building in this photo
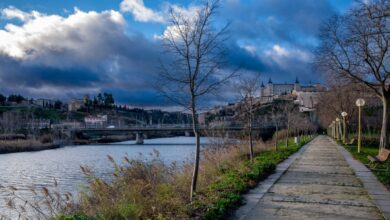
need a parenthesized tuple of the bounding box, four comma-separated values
(294, 91, 320, 112)
(84, 115, 108, 128)
(68, 99, 84, 112)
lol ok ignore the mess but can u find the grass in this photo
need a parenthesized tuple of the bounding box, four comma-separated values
(33, 108, 66, 120)
(342, 142, 390, 189)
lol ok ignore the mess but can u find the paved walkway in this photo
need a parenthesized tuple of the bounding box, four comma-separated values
(243, 136, 388, 220)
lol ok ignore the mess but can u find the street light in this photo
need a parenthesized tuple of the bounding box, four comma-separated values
(341, 112, 348, 144)
(356, 98, 365, 153)
(336, 118, 341, 140)
(332, 121, 336, 139)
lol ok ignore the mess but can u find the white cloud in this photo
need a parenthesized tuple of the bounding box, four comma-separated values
(0, 7, 125, 64)
(153, 4, 200, 40)
(264, 44, 312, 68)
(119, 0, 202, 44)
(240, 44, 257, 55)
(271, 44, 289, 56)
(1, 6, 40, 22)
(119, 0, 200, 35)
(155, 24, 185, 41)
(120, 0, 164, 23)
(168, 4, 199, 20)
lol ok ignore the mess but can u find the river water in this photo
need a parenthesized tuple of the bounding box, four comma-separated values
(0, 136, 211, 214)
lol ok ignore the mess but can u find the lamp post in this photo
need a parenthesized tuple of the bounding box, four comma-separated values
(336, 118, 341, 141)
(341, 112, 348, 144)
(356, 98, 365, 153)
(332, 121, 336, 139)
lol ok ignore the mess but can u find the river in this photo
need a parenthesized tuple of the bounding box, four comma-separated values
(0, 136, 212, 215)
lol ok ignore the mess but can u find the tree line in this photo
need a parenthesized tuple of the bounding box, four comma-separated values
(315, 0, 390, 149)
(83, 93, 115, 111)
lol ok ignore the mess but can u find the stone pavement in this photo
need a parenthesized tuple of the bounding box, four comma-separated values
(242, 135, 388, 220)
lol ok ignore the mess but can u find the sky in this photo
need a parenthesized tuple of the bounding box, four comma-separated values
(0, 0, 355, 108)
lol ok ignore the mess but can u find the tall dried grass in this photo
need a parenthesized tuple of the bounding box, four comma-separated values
(0, 180, 76, 220)
(0, 135, 312, 220)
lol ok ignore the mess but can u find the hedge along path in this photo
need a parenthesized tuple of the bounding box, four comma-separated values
(244, 135, 384, 220)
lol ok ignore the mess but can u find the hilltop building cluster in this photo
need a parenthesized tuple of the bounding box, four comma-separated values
(259, 78, 323, 104)
(199, 77, 325, 126)
(259, 77, 324, 112)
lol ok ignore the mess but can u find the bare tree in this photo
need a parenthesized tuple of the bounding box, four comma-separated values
(291, 113, 308, 142)
(271, 102, 283, 150)
(316, 0, 390, 149)
(235, 73, 261, 162)
(283, 101, 297, 147)
(316, 83, 378, 141)
(317, 84, 360, 131)
(157, 0, 235, 201)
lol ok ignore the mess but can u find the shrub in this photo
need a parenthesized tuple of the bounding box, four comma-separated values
(40, 134, 54, 143)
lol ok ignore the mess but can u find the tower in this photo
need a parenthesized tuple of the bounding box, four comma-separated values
(260, 81, 265, 97)
(267, 77, 274, 97)
(294, 76, 301, 92)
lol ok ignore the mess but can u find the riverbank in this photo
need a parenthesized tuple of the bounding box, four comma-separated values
(73, 133, 181, 145)
(42, 135, 314, 220)
(0, 139, 60, 154)
(0, 132, 177, 154)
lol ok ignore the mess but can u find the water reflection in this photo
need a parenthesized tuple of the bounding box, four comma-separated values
(0, 137, 209, 203)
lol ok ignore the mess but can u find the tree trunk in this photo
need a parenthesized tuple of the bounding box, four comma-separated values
(249, 111, 253, 162)
(274, 126, 279, 151)
(343, 118, 348, 144)
(285, 118, 290, 148)
(190, 99, 200, 202)
(379, 91, 390, 150)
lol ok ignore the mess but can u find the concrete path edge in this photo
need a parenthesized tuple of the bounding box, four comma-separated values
(230, 138, 314, 220)
(332, 137, 390, 220)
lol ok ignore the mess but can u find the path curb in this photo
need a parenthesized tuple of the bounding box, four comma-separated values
(332, 137, 390, 220)
(230, 138, 314, 220)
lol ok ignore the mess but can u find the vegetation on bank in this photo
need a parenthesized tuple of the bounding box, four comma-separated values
(0, 135, 59, 154)
(0, 134, 314, 220)
(53, 135, 312, 220)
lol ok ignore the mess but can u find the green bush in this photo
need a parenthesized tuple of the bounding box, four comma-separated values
(57, 214, 96, 220)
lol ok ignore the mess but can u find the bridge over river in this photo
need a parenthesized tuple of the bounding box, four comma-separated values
(71, 125, 276, 144)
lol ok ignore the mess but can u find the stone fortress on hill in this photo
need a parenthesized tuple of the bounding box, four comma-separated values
(199, 77, 326, 125)
(259, 78, 324, 108)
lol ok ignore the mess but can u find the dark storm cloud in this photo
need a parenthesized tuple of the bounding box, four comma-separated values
(106, 88, 166, 106)
(225, 42, 269, 72)
(0, 32, 164, 104)
(0, 8, 166, 104)
(224, 0, 335, 45)
(0, 0, 346, 106)
(0, 56, 102, 88)
(221, 0, 338, 82)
